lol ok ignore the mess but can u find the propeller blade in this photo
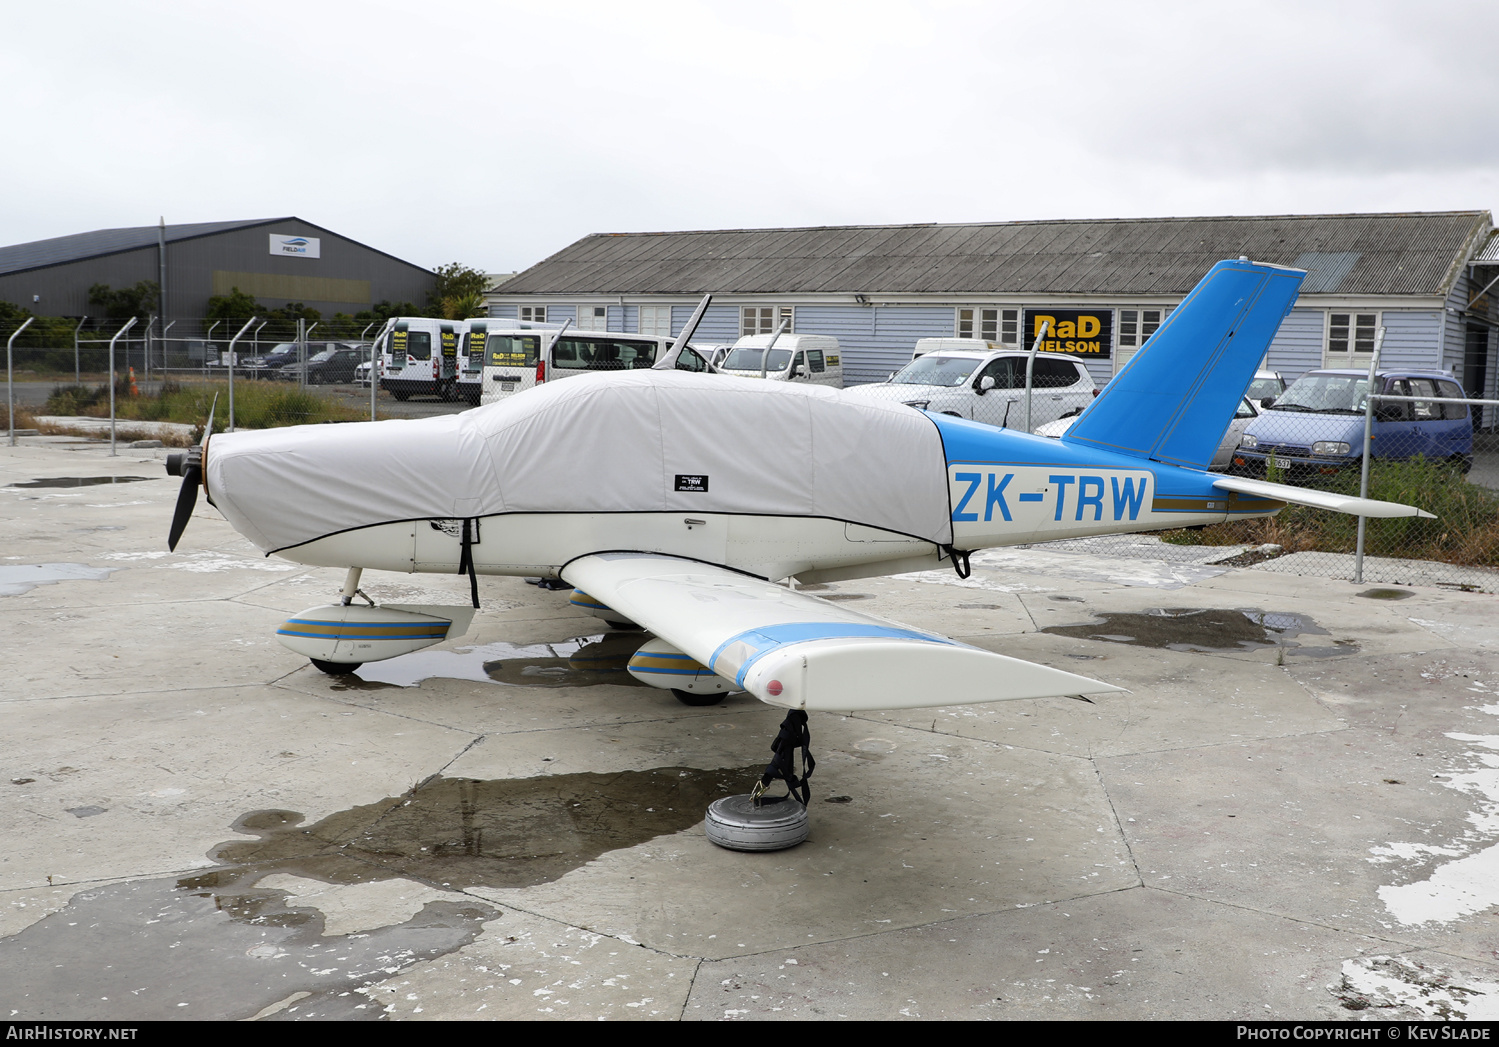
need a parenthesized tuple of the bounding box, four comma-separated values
(165, 395, 218, 551)
(167, 464, 199, 551)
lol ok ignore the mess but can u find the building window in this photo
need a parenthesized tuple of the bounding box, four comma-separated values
(742, 306, 793, 336)
(577, 305, 609, 331)
(639, 305, 672, 337)
(520, 305, 546, 324)
(1118, 309, 1166, 348)
(956, 308, 1018, 343)
(1328, 312, 1378, 353)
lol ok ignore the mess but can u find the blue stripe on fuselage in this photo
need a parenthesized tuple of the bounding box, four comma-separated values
(926, 412, 1224, 504)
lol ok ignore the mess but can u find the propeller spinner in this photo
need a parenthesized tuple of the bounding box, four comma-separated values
(165, 395, 216, 551)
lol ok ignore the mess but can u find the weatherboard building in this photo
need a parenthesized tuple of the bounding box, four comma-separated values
(485, 211, 1499, 420)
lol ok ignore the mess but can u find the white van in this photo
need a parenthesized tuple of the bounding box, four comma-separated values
(458, 320, 562, 405)
(379, 318, 469, 401)
(480, 328, 672, 406)
(715, 334, 843, 388)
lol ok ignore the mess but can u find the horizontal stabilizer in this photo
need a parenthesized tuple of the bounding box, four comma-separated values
(562, 552, 1123, 712)
(1211, 475, 1435, 519)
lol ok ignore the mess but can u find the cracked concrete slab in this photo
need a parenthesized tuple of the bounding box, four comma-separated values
(6, 435, 1499, 1021)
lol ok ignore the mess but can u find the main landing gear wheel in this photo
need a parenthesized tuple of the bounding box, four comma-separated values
(671, 687, 724, 707)
(310, 658, 362, 675)
(705, 709, 815, 852)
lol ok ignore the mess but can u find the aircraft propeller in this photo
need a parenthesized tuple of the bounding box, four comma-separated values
(164, 394, 216, 551)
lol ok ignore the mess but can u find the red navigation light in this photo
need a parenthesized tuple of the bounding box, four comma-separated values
(767, 680, 783, 696)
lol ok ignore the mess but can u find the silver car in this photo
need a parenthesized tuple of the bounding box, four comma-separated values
(844, 349, 1096, 432)
(1036, 395, 1261, 471)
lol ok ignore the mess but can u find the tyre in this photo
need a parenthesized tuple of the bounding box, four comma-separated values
(672, 687, 724, 707)
(705, 794, 809, 852)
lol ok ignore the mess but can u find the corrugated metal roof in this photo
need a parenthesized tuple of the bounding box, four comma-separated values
(499, 211, 1492, 299)
(0, 218, 290, 276)
(1473, 231, 1499, 264)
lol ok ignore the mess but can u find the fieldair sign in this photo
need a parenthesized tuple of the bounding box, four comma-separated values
(269, 234, 321, 259)
(1024, 309, 1112, 358)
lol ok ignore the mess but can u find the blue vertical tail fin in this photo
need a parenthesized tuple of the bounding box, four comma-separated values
(1063, 259, 1305, 469)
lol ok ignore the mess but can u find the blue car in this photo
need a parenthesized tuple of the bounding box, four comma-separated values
(1232, 368, 1472, 480)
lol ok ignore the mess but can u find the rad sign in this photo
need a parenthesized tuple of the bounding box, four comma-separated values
(1024, 309, 1112, 359)
(269, 233, 321, 259)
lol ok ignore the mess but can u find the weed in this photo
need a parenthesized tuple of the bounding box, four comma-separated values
(1159, 458, 1499, 565)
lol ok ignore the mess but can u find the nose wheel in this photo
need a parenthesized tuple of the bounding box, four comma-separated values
(311, 658, 362, 675)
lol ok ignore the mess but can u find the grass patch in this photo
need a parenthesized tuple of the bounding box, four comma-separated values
(43, 380, 373, 431)
(0, 401, 38, 431)
(1158, 458, 1499, 566)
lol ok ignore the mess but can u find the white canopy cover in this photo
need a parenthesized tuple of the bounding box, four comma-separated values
(206, 370, 954, 554)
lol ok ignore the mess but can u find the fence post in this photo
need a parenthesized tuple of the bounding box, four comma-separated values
(1352, 328, 1386, 584)
(161, 320, 175, 377)
(73, 315, 86, 384)
(203, 320, 219, 379)
(1025, 320, 1051, 433)
(370, 318, 393, 422)
(226, 317, 257, 433)
(107, 317, 138, 457)
(7, 317, 35, 447)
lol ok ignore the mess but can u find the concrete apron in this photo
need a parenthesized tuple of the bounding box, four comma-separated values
(3, 436, 1499, 1021)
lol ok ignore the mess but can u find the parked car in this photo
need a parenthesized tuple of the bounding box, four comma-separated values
(1247, 368, 1286, 406)
(1232, 368, 1472, 479)
(239, 344, 299, 378)
(1038, 395, 1260, 471)
(280, 344, 369, 385)
(843, 348, 1096, 432)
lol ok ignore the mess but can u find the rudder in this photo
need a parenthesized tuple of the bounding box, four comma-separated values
(1063, 259, 1305, 469)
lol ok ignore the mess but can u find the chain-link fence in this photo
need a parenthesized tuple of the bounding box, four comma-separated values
(1, 315, 420, 437)
(7, 317, 1497, 591)
(1031, 377, 1499, 593)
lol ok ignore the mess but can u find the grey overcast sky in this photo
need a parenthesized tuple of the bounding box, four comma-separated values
(4, 0, 1497, 273)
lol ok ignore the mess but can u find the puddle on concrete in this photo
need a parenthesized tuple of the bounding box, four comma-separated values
(208, 766, 763, 890)
(0, 563, 115, 597)
(1359, 588, 1415, 601)
(6, 476, 155, 488)
(350, 632, 647, 689)
(1042, 607, 1355, 657)
(0, 874, 492, 1020)
(0, 764, 761, 1020)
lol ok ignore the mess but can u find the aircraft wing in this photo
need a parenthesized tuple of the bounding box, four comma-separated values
(1211, 475, 1436, 519)
(561, 552, 1124, 712)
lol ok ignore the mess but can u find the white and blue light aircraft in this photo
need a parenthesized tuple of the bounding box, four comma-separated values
(165, 260, 1428, 821)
